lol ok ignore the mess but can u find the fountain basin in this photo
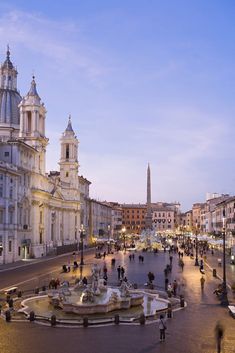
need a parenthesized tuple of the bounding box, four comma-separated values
(19, 290, 169, 322)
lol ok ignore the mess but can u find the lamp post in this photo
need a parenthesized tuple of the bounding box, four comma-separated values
(122, 227, 126, 252)
(107, 224, 111, 254)
(79, 224, 85, 266)
(195, 220, 199, 266)
(183, 225, 186, 247)
(221, 208, 229, 306)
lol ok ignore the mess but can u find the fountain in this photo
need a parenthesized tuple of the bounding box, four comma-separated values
(48, 264, 144, 314)
(19, 264, 170, 324)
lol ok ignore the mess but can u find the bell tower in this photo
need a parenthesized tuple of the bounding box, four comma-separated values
(19, 76, 48, 174)
(59, 116, 79, 193)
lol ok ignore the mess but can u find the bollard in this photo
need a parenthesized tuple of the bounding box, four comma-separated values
(180, 295, 185, 307)
(213, 269, 217, 277)
(114, 314, 120, 325)
(35, 287, 39, 294)
(29, 311, 35, 322)
(139, 314, 146, 325)
(83, 317, 89, 327)
(5, 310, 11, 322)
(51, 314, 57, 327)
(167, 303, 172, 318)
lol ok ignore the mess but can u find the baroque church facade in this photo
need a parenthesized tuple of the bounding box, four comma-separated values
(0, 48, 87, 264)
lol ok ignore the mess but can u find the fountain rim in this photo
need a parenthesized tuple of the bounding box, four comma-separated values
(18, 289, 172, 326)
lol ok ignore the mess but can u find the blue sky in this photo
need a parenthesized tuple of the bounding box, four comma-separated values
(1, 0, 235, 211)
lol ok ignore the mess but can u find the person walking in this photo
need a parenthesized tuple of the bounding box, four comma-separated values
(200, 276, 205, 290)
(173, 279, 178, 296)
(159, 314, 167, 342)
(215, 321, 224, 353)
(117, 265, 121, 280)
(120, 266, 125, 279)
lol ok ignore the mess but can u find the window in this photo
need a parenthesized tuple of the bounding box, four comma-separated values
(51, 223, 54, 241)
(66, 172, 69, 177)
(66, 144, 69, 159)
(9, 240, 12, 252)
(4, 151, 9, 157)
(0, 210, 3, 223)
(0, 186, 3, 198)
(27, 111, 32, 133)
(9, 187, 13, 199)
(0, 174, 3, 180)
(40, 211, 43, 224)
(39, 231, 43, 244)
(18, 246, 21, 256)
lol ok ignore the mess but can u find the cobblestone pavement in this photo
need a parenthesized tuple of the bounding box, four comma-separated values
(0, 249, 235, 353)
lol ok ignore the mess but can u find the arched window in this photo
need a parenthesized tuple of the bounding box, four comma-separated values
(27, 111, 32, 133)
(66, 144, 69, 159)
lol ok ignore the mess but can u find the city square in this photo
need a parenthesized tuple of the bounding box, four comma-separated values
(0, 1, 235, 353)
(0, 243, 235, 353)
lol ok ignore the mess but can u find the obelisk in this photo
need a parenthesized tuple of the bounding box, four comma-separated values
(145, 163, 152, 230)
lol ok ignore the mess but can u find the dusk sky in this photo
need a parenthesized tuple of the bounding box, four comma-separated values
(1, 1, 235, 211)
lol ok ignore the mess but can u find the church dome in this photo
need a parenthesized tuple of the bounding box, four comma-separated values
(0, 88, 21, 125)
(0, 47, 22, 127)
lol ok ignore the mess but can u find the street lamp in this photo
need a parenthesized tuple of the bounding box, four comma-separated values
(195, 220, 199, 266)
(221, 208, 229, 306)
(79, 224, 85, 266)
(107, 224, 111, 254)
(122, 226, 126, 252)
(183, 225, 186, 247)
